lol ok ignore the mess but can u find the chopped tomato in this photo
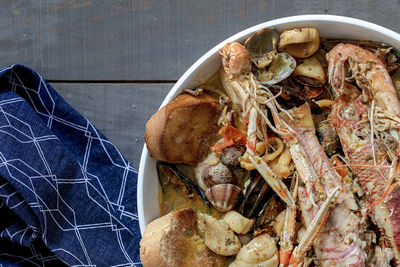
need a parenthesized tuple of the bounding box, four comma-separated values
(211, 126, 246, 153)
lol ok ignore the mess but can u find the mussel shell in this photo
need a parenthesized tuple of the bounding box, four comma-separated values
(205, 183, 241, 212)
(157, 162, 210, 206)
(391, 68, 400, 97)
(321, 38, 399, 56)
(245, 28, 280, 68)
(258, 52, 296, 85)
(253, 196, 284, 236)
(316, 120, 340, 157)
(269, 83, 322, 114)
(239, 175, 270, 218)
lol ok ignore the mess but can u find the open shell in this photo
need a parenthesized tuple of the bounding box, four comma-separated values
(254, 196, 284, 237)
(238, 175, 269, 218)
(258, 52, 296, 85)
(244, 28, 279, 68)
(205, 183, 241, 212)
(157, 162, 210, 206)
(293, 58, 326, 86)
(278, 28, 320, 58)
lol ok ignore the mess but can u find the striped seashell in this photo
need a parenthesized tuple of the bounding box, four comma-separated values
(205, 183, 241, 212)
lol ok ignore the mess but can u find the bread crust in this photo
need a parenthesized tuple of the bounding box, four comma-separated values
(145, 93, 219, 165)
(140, 208, 231, 267)
(140, 209, 195, 266)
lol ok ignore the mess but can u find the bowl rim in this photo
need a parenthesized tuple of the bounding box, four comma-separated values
(137, 14, 400, 235)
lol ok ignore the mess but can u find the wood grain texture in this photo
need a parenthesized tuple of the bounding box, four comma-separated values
(2, 0, 400, 80)
(54, 82, 172, 168)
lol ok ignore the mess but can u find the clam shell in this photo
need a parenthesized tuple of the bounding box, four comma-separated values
(244, 28, 280, 69)
(258, 52, 296, 85)
(206, 184, 241, 212)
(201, 162, 233, 188)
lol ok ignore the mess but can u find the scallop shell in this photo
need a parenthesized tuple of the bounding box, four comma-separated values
(205, 184, 241, 212)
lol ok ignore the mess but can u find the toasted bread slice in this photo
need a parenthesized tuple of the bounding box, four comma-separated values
(145, 93, 220, 165)
(140, 208, 231, 267)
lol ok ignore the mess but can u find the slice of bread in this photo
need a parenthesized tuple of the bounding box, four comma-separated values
(145, 93, 220, 165)
(140, 208, 231, 266)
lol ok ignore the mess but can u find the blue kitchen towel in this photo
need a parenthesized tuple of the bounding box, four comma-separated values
(0, 65, 141, 266)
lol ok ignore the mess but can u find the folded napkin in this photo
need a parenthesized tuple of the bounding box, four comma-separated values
(0, 65, 141, 266)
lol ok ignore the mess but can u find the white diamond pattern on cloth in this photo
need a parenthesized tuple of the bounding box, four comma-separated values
(0, 65, 141, 266)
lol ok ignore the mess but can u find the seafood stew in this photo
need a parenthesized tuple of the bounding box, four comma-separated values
(141, 27, 400, 266)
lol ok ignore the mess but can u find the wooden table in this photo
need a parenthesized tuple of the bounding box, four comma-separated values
(2, 0, 400, 169)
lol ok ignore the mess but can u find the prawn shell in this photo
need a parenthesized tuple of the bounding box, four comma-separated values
(205, 183, 241, 212)
(321, 38, 400, 58)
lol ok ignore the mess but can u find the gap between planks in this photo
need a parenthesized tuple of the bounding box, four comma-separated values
(47, 80, 178, 84)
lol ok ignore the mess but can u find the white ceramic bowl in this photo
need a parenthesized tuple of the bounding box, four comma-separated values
(137, 14, 400, 235)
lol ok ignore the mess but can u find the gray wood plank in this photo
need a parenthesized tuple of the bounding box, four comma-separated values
(2, 0, 400, 80)
(54, 82, 172, 169)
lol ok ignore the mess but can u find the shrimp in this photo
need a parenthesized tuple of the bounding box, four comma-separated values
(327, 43, 400, 144)
(220, 42, 251, 78)
(327, 43, 400, 117)
(277, 174, 343, 267)
(220, 42, 295, 206)
(328, 43, 400, 264)
(280, 103, 365, 267)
